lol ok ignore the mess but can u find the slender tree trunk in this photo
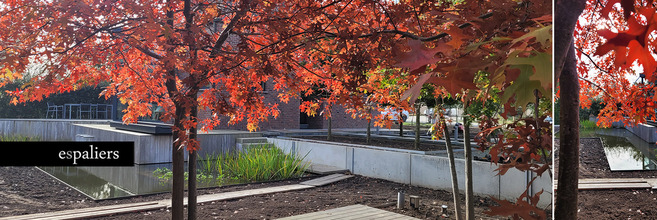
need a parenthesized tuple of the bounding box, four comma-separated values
(555, 39, 581, 220)
(187, 92, 199, 220)
(415, 103, 421, 149)
(188, 150, 197, 219)
(441, 110, 462, 220)
(399, 113, 404, 137)
(327, 105, 332, 141)
(164, 3, 183, 218)
(555, 1, 585, 219)
(367, 109, 371, 144)
(463, 116, 474, 220)
(171, 103, 186, 220)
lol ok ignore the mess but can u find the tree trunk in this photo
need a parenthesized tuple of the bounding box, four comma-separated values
(463, 116, 474, 220)
(555, 38, 581, 220)
(415, 104, 421, 149)
(171, 103, 185, 220)
(164, 4, 184, 218)
(327, 106, 332, 141)
(555, 0, 586, 81)
(367, 112, 371, 145)
(187, 150, 197, 219)
(441, 110, 462, 220)
(187, 92, 199, 220)
(555, 1, 585, 219)
(399, 114, 404, 137)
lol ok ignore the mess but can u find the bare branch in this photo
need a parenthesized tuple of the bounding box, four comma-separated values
(210, 0, 250, 58)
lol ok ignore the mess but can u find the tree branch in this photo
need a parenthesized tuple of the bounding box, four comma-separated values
(209, 0, 250, 58)
(326, 12, 493, 42)
(574, 46, 609, 74)
(579, 76, 612, 98)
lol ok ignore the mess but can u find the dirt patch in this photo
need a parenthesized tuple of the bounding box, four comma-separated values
(555, 138, 657, 219)
(0, 166, 540, 219)
(298, 135, 450, 152)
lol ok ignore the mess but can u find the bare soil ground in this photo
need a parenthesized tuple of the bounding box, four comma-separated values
(555, 138, 657, 219)
(299, 135, 449, 151)
(0, 166, 517, 220)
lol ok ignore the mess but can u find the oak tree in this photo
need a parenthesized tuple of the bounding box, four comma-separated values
(1, 0, 550, 219)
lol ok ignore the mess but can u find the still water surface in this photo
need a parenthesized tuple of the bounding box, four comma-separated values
(580, 128, 657, 171)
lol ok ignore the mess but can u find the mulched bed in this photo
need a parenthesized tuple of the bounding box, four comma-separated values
(0, 166, 520, 219)
(555, 138, 657, 219)
(298, 135, 449, 151)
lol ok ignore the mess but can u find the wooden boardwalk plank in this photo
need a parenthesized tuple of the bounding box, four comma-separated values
(277, 205, 367, 220)
(277, 204, 420, 220)
(189, 184, 314, 206)
(307, 164, 350, 175)
(324, 207, 390, 220)
(301, 174, 346, 185)
(554, 179, 656, 190)
(37, 204, 166, 220)
(292, 205, 372, 220)
(578, 182, 652, 190)
(579, 179, 647, 183)
(0, 202, 162, 220)
(301, 174, 352, 187)
(278, 205, 367, 220)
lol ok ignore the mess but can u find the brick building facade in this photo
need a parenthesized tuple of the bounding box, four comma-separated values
(197, 82, 368, 131)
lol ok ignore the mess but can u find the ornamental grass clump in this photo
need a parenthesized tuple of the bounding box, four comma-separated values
(222, 143, 309, 182)
(158, 143, 310, 184)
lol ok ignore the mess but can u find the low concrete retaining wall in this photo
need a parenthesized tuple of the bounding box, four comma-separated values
(626, 123, 657, 143)
(0, 119, 107, 140)
(269, 137, 552, 207)
(0, 119, 261, 164)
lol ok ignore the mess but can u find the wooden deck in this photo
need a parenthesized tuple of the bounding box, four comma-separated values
(276, 204, 420, 220)
(2, 174, 353, 220)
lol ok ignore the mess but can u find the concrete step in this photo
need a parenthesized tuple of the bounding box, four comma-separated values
(236, 137, 268, 144)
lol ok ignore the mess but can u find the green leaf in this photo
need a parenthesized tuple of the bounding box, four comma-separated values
(500, 65, 546, 111)
(504, 52, 552, 92)
(512, 25, 552, 48)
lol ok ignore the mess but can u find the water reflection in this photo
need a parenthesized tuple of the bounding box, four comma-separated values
(39, 166, 134, 199)
(38, 162, 247, 200)
(581, 128, 657, 171)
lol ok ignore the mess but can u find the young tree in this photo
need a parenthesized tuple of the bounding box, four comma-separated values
(557, 0, 657, 218)
(555, 1, 586, 218)
(401, 11, 552, 220)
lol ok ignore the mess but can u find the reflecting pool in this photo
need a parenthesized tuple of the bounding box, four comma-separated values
(39, 163, 245, 200)
(581, 128, 657, 171)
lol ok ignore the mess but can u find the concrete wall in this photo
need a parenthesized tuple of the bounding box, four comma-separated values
(626, 123, 657, 143)
(269, 137, 552, 207)
(0, 119, 107, 141)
